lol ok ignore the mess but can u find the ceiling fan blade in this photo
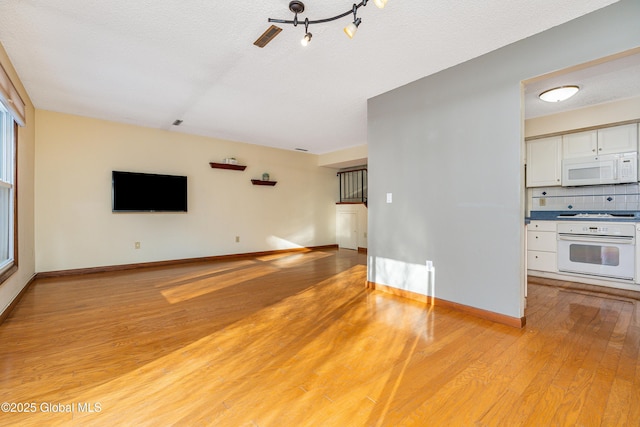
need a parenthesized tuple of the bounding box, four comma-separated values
(254, 25, 283, 48)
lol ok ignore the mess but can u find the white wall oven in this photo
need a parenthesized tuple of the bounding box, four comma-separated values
(557, 222, 636, 282)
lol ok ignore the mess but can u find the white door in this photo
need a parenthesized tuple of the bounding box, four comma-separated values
(337, 212, 358, 250)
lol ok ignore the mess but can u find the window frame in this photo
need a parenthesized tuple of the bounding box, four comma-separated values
(0, 112, 17, 285)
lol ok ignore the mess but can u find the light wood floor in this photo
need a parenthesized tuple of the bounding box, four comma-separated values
(1, 248, 639, 426)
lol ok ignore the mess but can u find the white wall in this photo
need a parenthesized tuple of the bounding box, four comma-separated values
(0, 43, 36, 316)
(367, 0, 640, 320)
(35, 111, 337, 272)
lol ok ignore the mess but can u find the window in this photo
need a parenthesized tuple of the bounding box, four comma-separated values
(0, 100, 16, 283)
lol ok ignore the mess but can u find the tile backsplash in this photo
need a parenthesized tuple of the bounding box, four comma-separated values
(529, 183, 640, 211)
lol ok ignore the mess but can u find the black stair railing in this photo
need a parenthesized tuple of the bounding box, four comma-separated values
(337, 168, 367, 205)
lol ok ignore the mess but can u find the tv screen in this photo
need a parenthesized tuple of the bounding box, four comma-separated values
(112, 171, 187, 212)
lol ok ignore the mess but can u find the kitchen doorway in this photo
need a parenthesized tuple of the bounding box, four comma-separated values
(522, 48, 640, 306)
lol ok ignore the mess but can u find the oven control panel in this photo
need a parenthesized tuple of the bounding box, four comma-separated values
(583, 225, 610, 234)
(556, 222, 636, 237)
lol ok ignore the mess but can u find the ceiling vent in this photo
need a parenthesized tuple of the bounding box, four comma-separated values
(254, 25, 283, 48)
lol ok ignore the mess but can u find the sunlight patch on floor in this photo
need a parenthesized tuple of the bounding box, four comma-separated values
(160, 264, 279, 304)
(266, 250, 334, 268)
(153, 259, 257, 289)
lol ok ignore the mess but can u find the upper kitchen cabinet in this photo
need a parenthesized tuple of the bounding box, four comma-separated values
(526, 136, 561, 187)
(562, 130, 596, 158)
(598, 124, 638, 154)
(563, 123, 638, 158)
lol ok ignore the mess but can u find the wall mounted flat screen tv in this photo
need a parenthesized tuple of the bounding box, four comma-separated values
(112, 171, 187, 212)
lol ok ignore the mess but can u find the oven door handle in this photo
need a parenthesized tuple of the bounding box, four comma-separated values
(557, 234, 635, 244)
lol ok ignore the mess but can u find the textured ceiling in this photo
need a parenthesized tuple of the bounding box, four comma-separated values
(525, 51, 640, 118)
(0, 0, 624, 154)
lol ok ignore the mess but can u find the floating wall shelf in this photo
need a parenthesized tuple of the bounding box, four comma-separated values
(251, 179, 277, 186)
(210, 162, 247, 171)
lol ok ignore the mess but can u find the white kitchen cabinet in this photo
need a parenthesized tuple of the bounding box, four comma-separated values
(562, 130, 597, 158)
(527, 221, 557, 273)
(527, 229, 556, 251)
(526, 136, 562, 187)
(528, 251, 557, 272)
(563, 124, 638, 158)
(598, 124, 638, 155)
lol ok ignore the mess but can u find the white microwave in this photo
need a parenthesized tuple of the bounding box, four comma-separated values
(562, 152, 638, 186)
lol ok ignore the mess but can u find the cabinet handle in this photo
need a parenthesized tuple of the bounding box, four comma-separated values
(599, 148, 602, 151)
(592, 149, 596, 152)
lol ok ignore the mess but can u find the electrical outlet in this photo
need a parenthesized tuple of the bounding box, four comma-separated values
(235, 236, 240, 243)
(135, 241, 141, 249)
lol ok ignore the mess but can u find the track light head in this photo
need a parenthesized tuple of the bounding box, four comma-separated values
(301, 32, 312, 46)
(344, 17, 361, 39)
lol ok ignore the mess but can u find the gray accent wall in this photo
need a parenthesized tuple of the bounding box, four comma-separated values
(367, 0, 640, 319)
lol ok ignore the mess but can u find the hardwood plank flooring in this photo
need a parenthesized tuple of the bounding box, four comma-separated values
(0, 248, 639, 426)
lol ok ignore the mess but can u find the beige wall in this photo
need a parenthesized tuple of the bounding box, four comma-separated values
(525, 96, 640, 138)
(318, 144, 367, 168)
(0, 44, 36, 316)
(35, 111, 337, 272)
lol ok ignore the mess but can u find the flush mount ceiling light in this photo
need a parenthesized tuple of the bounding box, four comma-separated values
(255, 0, 388, 48)
(539, 85, 580, 102)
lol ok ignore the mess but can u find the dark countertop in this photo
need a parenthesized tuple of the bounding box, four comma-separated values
(528, 210, 640, 222)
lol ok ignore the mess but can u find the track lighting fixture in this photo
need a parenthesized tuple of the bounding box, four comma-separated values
(257, 0, 389, 48)
(301, 18, 312, 46)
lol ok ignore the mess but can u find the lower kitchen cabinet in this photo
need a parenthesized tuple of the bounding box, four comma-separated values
(527, 220, 557, 273)
(528, 250, 557, 272)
